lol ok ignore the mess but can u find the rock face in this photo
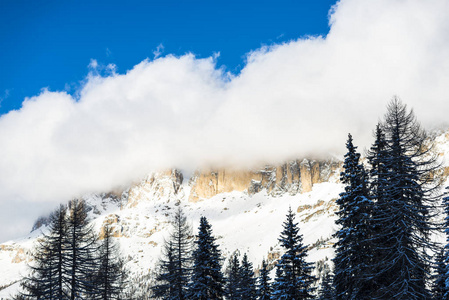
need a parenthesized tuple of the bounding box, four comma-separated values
(188, 159, 341, 202)
(189, 169, 259, 202)
(127, 170, 184, 208)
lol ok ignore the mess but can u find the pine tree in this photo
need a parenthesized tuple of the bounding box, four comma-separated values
(317, 267, 334, 300)
(225, 252, 242, 300)
(271, 207, 315, 299)
(370, 98, 439, 299)
(153, 241, 177, 299)
(94, 224, 127, 299)
(240, 253, 257, 300)
(333, 133, 374, 299)
(187, 216, 225, 299)
(65, 199, 99, 299)
(152, 207, 192, 299)
(431, 248, 447, 300)
(442, 186, 449, 300)
(257, 259, 272, 300)
(20, 205, 68, 299)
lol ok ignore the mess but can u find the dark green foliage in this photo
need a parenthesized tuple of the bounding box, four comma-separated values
(240, 253, 257, 300)
(152, 208, 193, 300)
(318, 267, 334, 300)
(271, 207, 315, 299)
(225, 252, 242, 300)
(441, 186, 449, 300)
(431, 248, 447, 300)
(369, 99, 438, 299)
(187, 216, 224, 299)
(257, 259, 272, 300)
(333, 134, 374, 299)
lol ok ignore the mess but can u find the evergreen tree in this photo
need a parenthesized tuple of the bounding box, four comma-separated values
(94, 224, 127, 299)
(20, 205, 68, 299)
(442, 186, 449, 300)
(187, 216, 225, 299)
(152, 207, 192, 299)
(333, 133, 375, 299)
(257, 259, 272, 300)
(370, 98, 439, 299)
(271, 265, 284, 300)
(317, 267, 334, 300)
(271, 207, 315, 300)
(153, 241, 177, 299)
(225, 252, 242, 300)
(240, 253, 257, 300)
(64, 199, 99, 299)
(431, 248, 447, 300)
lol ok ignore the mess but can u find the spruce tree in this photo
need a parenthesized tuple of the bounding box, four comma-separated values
(153, 241, 177, 299)
(442, 186, 449, 300)
(271, 207, 315, 299)
(371, 98, 439, 299)
(333, 133, 374, 299)
(94, 224, 127, 299)
(152, 207, 192, 299)
(318, 267, 334, 300)
(257, 259, 272, 300)
(431, 248, 447, 300)
(225, 252, 242, 300)
(240, 253, 257, 300)
(187, 216, 225, 299)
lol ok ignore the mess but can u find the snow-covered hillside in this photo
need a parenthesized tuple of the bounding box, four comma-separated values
(1, 129, 449, 299)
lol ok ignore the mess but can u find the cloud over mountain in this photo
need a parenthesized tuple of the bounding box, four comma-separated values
(1, 0, 449, 241)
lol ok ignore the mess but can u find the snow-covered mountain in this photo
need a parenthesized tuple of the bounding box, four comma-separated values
(1, 129, 449, 299)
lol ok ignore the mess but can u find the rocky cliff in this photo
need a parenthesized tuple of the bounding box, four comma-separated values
(188, 158, 341, 202)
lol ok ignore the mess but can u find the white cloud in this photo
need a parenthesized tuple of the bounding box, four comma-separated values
(1, 0, 449, 241)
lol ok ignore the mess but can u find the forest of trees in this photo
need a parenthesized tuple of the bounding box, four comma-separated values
(14, 98, 449, 299)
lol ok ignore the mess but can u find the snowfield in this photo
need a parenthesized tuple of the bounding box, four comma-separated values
(1, 129, 448, 299)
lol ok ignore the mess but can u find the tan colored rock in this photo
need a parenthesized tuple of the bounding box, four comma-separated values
(99, 214, 122, 239)
(189, 169, 260, 202)
(12, 248, 26, 264)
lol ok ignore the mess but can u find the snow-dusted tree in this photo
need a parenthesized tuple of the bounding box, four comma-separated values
(257, 259, 272, 300)
(20, 205, 68, 299)
(317, 267, 334, 300)
(442, 186, 449, 300)
(240, 253, 257, 300)
(225, 252, 242, 300)
(271, 207, 315, 299)
(370, 98, 439, 299)
(94, 224, 127, 299)
(431, 248, 447, 300)
(333, 133, 374, 299)
(65, 199, 99, 299)
(187, 216, 225, 299)
(152, 241, 177, 299)
(152, 207, 193, 299)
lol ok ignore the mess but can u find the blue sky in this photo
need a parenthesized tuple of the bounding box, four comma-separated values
(1, 0, 449, 242)
(0, 0, 335, 114)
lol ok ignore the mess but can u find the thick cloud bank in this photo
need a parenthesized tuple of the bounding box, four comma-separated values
(1, 0, 449, 241)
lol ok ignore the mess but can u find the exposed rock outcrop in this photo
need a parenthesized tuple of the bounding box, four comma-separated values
(188, 159, 341, 202)
(127, 170, 184, 207)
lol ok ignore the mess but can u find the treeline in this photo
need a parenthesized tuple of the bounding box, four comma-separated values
(14, 98, 449, 299)
(150, 98, 449, 300)
(149, 207, 316, 300)
(15, 199, 127, 299)
(330, 98, 449, 300)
